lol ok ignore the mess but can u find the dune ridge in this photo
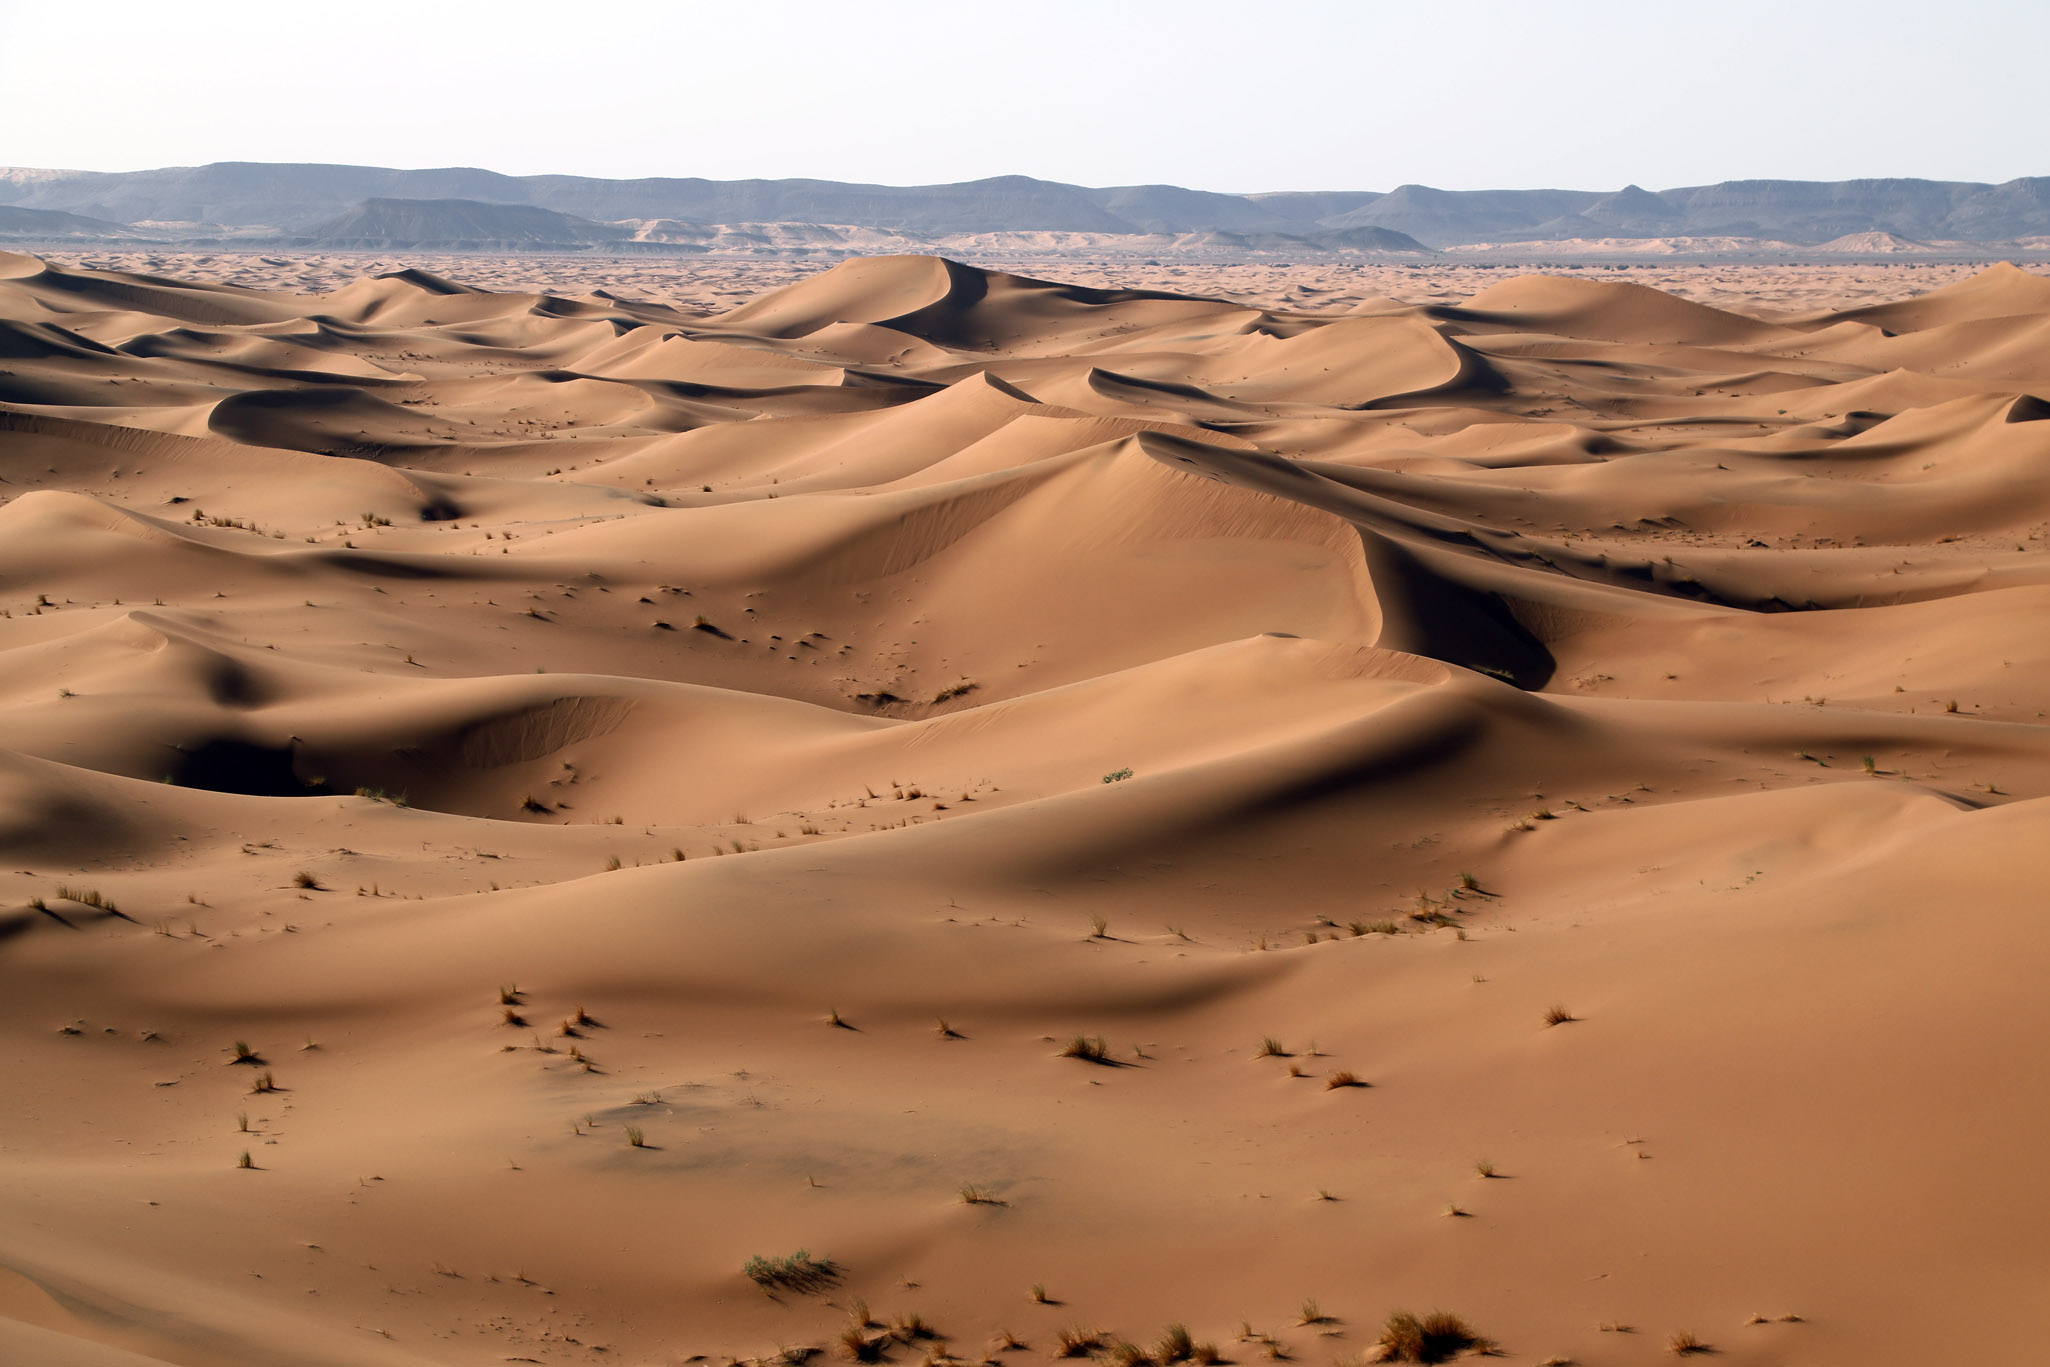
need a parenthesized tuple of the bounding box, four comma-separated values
(3, 248, 2050, 1366)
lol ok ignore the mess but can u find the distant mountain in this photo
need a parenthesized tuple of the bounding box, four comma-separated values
(1319, 185, 1605, 243)
(2, 163, 2048, 249)
(0, 204, 154, 241)
(304, 198, 627, 248)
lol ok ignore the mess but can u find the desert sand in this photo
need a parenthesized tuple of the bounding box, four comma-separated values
(3, 247, 2050, 1367)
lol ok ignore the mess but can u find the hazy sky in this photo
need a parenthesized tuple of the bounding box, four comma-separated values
(5, 0, 2045, 191)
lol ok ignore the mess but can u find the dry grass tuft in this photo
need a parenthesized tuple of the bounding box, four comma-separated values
(1542, 1004, 1577, 1027)
(1154, 1325, 1194, 1363)
(1324, 1069, 1365, 1089)
(1107, 1341, 1150, 1367)
(839, 1326, 884, 1363)
(1376, 1311, 1486, 1363)
(1054, 1328, 1100, 1358)
(1058, 1035, 1111, 1063)
(743, 1249, 835, 1291)
(1666, 1331, 1710, 1356)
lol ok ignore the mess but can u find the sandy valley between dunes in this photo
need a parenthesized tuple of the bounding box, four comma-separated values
(3, 248, 2050, 1366)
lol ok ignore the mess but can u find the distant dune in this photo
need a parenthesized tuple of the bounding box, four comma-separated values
(1810, 229, 1938, 253)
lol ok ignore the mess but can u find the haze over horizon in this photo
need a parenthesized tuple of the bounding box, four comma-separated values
(5, 0, 2046, 193)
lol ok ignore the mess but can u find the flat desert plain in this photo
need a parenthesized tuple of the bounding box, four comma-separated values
(3, 249, 2050, 1367)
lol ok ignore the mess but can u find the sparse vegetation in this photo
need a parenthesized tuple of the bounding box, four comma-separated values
(959, 1184, 1006, 1205)
(840, 1325, 884, 1362)
(291, 870, 322, 890)
(625, 1126, 645, 1147)
(1256, 1036, 1289, 1058)
(1108, 1340, 1148, 1367)
(1542, 1004, 1577, 1027)
(742, 1249, 835, 1291)
(1101, 767, 1134, 783)
(1667, 1330, 1710, 1355)
(1055, 1328, 1101, 1358)
(1376, 1311, 1485, 1363)
(1155, 1325, 1195, 1363)
(1058, 1035, 1111, 1063)
(1324, 1069, 1365, 1089)
(236, 1150, 254, 1169)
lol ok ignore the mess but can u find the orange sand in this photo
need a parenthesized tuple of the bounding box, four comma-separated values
(3, 248, 2049, 1366)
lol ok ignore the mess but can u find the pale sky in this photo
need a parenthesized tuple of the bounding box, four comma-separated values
(4, 0, 2045, 192)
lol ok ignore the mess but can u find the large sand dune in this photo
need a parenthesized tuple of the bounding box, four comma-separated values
(3, 249, 2049, 1366)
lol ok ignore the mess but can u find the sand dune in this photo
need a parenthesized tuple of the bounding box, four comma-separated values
(3, 247, 2049, 1366)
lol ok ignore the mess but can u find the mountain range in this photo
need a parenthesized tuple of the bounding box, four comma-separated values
(3, 162, 2049, 249)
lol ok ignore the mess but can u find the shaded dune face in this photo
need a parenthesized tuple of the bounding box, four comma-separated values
(2, 247, 2050, 1366)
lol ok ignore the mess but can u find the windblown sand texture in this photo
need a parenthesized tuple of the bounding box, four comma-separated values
(3, 248, 2050, 1366)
